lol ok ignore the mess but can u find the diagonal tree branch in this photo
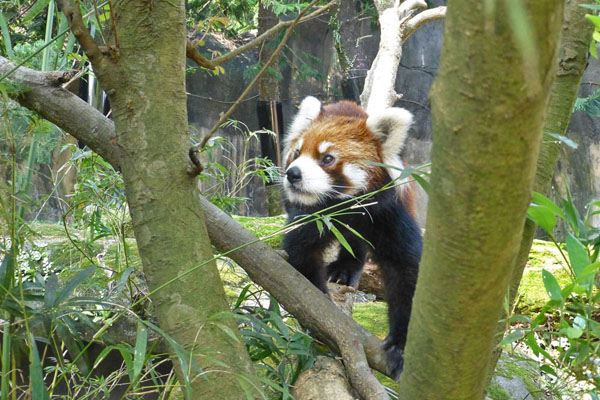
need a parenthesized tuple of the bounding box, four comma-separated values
(401, 6, 446, 41)
(1, 57, 394, 394)
(0, 57, 121, 168)
(56, 0, 104, 65)
(186, 1, 336, 70)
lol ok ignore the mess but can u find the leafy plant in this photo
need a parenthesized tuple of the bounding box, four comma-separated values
(197, 119, 278, 214)
(232, 285, 320, 399)
(503, 189, 600, 398)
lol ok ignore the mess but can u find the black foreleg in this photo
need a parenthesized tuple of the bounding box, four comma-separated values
(371, 204, 423, 380)
(376, 252, 419, 380)
(326, 240, 367, 287)
(283, 225, 330, 293)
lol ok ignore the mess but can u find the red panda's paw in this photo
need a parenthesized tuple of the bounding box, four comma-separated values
(327, 266, 360, 287)
(382, 336, 405, 381)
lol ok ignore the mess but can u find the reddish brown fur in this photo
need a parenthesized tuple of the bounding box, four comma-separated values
(286, 100, 417, 209)
(321, 100, 369, 119)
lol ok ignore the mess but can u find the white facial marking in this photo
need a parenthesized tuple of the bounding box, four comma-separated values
(284, 155, 332, 206)
(284, 97, 322, 155)
(318, 141, 333, 154)
(296, 138, 303, 152)
(342, 163, 368, 193)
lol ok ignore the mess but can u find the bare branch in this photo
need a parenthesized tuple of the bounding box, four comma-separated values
(402, 6, 446, 41)
(398, 0, 427, 17)
(186, 1, 335, 71)
(56, 0, 103, 64)
(207, 1, 336, 67)
(186, 41, 218, 70)
(188, 0, 329, 175)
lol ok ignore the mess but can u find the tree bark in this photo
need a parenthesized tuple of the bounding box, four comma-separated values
(397, 1, 564, 399)
(55, 1, 255, 398)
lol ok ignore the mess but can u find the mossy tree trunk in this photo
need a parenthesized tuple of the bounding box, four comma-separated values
(57, 1, 254, 398)
(397, 2, 564, 399)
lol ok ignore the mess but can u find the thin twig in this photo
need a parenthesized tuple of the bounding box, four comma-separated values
(56, 0, 103, 65)
(91, 0, 108, 44)
(186, 0, 336, 70)
(188, 0, 326, 175)
(107, 0, 119, 49)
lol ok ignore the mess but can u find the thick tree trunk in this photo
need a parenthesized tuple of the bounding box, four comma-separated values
(58, 1, 255, 397)
(397, 2, 564, 399)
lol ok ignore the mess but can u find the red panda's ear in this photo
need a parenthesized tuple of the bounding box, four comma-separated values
(366, 108, 413, 156)
(285, 97, 322, 152)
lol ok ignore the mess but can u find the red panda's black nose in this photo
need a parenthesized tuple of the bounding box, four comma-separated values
(286, 166, 302, 184)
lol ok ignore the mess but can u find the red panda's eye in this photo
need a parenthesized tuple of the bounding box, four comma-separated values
(294, 149, 300, 158)
(322, 154, 335, 166)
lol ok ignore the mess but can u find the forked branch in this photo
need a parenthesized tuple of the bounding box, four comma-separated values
(186, 1, 336, 70)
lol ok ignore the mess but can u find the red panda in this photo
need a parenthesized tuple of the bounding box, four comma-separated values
(282, 96, 422, 380)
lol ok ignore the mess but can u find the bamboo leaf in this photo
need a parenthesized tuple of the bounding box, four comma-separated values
(24, 0, 51, 23)
(44, 274, 57, 309)
(544, 132, 578, 149)
(29, 334, 51, 400)
(500, 329, 524, 346)
(55, 266, 96, 306)
(0, 12, 14, 58)
(329, 224, 354, 258)
(133, 321, 148, 382)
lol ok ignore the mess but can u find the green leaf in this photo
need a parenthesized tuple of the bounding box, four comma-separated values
(315, 219, 324, 237)
(508, 315, 531, 324)
(566, 233, 589, 277)
(44, 274, 57, 309)
(587, 14, 600, 29)
(581, 4, 600, 10)
(115, 267, 134, 295)
(336, 220, 373, 249)
(29, 334, 51, 400)
(24, 0, 51, 23)
(55, 266, 96, 305)
(412, 173, 429, 193)
(133, 321, 148, 382)
(565, 327, 583, 339)
(500, 329, 524, 346)
(573, 315, 587, 330)
(527, 204, 556, 233)
(540, 364, 557, 378)
(329, 224, 354, 258)
(531, 191, 566, 219)
(542, 269, 563, 302)
(0, 12, 14, 58)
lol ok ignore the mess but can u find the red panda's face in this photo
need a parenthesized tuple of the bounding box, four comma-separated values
(283, 97, 413, 207)
(284, 116, 385, 206)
